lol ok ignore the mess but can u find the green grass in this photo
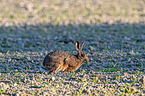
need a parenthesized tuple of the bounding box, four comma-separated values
(0, 0, 145, 95)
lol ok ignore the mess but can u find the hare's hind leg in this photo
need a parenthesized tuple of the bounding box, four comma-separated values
(55, 65, 62, 72)
(55, 61, 64, 72)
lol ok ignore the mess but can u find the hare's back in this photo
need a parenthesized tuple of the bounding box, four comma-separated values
(43, 50, 71, 66)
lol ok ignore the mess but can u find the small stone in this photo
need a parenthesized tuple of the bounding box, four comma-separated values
(128, 50, 135, 55)
(89, 46, 96, 51)
(0, 82, 10, 89)
(51, 77, 55, 81)
(112, 80, 119, 84)
(14, 83, 17, 87)
(0, 53, 4, 56)
(27, 57, 31, 61)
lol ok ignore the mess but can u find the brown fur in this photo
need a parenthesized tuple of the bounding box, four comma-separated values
(42, 41, 89, 73)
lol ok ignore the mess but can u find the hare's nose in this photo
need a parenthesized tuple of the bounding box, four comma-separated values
(87, 59, 89, 62)
(85, 58, 89, 62)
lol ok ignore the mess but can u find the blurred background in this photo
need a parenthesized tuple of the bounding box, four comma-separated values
(0, 0, 144, 52)
(0, 0, 144, 24)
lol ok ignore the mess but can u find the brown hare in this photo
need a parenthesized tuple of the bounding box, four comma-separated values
(40, 41, 89, 73)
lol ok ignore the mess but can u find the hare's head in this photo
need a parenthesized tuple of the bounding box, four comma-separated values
(76, 41, 89, 63)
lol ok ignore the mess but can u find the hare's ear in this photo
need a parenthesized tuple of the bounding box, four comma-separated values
(80, 41, 84, 51)
(76, 41, 80, 51)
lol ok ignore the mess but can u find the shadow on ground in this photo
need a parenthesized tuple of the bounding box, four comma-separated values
(0, 21, 145, 73)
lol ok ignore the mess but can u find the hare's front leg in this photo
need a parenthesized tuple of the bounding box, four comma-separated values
(62, 58, 70, 73)
(62, 64, 68, 72)
(63, 67, 73, 73)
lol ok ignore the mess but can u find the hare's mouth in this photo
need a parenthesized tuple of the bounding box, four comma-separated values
(84, 59, 89, 63)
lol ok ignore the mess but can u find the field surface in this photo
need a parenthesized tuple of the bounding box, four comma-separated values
(0, 0, 145, 95)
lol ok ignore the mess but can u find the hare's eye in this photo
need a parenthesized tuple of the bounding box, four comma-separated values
(81, 53, 84, 57)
